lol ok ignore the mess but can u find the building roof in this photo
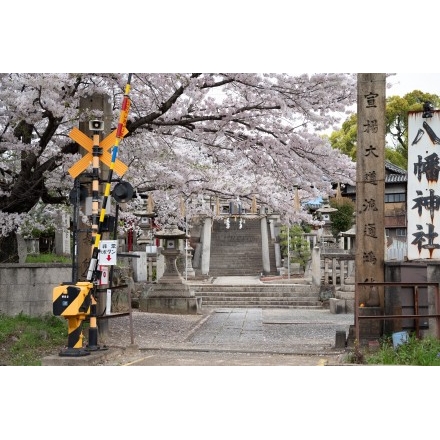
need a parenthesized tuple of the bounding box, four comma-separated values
(385, 161, 407, 175)
(386, 173, 407, 183)
(343, 160, 408, 194)
(385, 160, 407, 183)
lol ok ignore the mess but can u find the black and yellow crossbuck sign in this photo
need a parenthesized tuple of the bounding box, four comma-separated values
(68, 127, 129, 178)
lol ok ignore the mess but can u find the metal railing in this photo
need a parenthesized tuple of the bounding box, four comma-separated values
(355, 282, 440, 342)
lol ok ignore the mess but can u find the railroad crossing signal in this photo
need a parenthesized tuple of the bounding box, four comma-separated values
(68, 127, 129, 178)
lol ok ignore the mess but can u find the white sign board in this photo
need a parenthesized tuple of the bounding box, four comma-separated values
(98, 240, 118, 265)
(407, 110, 440, 260)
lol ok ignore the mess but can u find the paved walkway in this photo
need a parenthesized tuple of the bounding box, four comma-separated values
(187, 307, 353, 353)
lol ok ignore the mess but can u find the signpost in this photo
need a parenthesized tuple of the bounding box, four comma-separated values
(98, 240, 118, 265)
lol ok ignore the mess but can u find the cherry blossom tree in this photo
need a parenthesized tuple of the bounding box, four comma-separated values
(0, 73, 357, 262)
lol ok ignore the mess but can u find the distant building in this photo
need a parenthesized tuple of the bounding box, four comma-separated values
(341, 160, 408, 261)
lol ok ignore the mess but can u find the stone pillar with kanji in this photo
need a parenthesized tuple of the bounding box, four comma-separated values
(355, 73, 386, 343)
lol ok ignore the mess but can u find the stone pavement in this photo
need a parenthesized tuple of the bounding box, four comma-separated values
(187, 307, 353, 353)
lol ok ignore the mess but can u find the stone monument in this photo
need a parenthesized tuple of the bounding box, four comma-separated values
(354, 73, 386, 344)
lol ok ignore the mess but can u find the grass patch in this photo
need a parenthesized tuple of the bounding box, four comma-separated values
(25, 253, 72, 264)
(0, 313, 68, 366)
(366, 333, 440, 366)
(353, 333, 440, 366)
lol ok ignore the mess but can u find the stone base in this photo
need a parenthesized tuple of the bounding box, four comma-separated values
(42, 348, 122, 366)
(141, 296, 202, 314)
(346, 306, 384, 347)
(358, 306, 383, 339)
(139, 282, 202, 314)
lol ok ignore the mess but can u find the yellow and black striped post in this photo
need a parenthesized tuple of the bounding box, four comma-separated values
(53, 282, 93, 357)
(85, 74, 132, 349)
(85, 123, 104, 351)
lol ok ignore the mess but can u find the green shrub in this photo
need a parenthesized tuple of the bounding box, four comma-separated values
(279, 224, 311, 271)
(329, 197, 355, 239)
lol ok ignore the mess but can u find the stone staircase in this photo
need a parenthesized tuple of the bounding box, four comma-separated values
(191, 283, 322, 309)
(187, 217, 323, 309)
(208, 218, 278, 276)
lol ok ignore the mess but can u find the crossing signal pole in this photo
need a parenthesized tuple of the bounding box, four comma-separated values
(52, 75, 133, 356)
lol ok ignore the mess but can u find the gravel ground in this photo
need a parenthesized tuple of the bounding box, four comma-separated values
(101, 309, 208, 348)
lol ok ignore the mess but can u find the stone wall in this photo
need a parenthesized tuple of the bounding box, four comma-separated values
(0, 264, 72, 316)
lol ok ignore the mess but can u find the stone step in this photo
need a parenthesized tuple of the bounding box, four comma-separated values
(209, 259, 263, 263)
(195, 291, 320, 299)
(208, 218, 277, 278)
(193, 282, 322, 308)
(210, 253, 262, 256)
(207, 271, 265, 276)
(202, 300, 323, 309)
(201, 297, 321, 306)
(191, 285, 320, 296)
(209, 254, 263, 259)
(210, 244, 262, 248)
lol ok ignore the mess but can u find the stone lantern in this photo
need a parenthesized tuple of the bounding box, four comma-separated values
(316, 196, 338, 246)
(139, 224, 201, 314)
(155, 225, 187, 282)
(134, 192, 156, 249)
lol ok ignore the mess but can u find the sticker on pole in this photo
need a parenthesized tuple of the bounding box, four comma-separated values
(99, 265, 109, 285)
(98, 240, 118, 265)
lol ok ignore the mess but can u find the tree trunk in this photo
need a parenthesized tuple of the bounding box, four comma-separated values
(0, 233, 19, 263)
